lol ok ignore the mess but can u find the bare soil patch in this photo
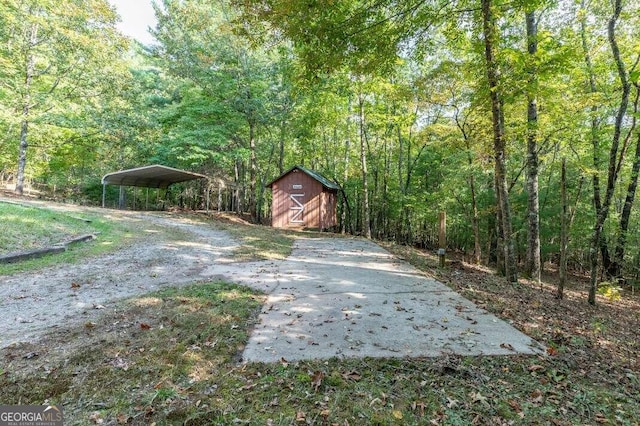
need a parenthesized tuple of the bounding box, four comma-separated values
(0, 207, 245, 348)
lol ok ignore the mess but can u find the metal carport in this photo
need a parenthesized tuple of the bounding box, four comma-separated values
(101, 165, 208, 209)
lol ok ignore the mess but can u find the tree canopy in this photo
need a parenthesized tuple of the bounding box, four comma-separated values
(1, 0, 640, 303)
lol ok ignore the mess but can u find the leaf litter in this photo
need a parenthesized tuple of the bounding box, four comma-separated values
(0, 214, 639, 424)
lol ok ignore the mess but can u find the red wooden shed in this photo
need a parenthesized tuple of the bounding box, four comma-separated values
(266, 165, 340, 229)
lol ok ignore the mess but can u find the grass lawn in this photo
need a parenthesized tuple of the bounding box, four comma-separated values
(0, 202, 103, 253)
(0, 201, 137, 275)
(1, 208, 638, 425)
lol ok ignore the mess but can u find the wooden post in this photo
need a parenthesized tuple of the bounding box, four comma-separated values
(438, 211, 446, 267)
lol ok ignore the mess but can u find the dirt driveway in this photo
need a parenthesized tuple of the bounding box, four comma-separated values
(0, 206, 542, 360)
(0, 209, 279, 348)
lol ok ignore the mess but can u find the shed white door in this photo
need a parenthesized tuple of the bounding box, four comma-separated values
(289, 193, 304, 224)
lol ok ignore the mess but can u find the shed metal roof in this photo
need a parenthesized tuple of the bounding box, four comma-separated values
(266, 165, 340, 190)
(101, 165, 208, 189)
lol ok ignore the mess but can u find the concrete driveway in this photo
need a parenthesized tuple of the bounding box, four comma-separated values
(241, 237, 544, 363)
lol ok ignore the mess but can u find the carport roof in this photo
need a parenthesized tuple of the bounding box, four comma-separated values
(101, 165, 208, 189)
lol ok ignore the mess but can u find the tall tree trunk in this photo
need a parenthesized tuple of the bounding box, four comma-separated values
(470, 173, 481, 265)
(558, 158, 568, 299)
(234, 160, 241, 214)
(16, 23, 38, 196)
(278, 121, 285, 175)
(588, 0, 630, 305)
(358, 89, 371, 239)
(456, 112, 481, 264)
(482, 0, 517, 283)
(525, 10, 541, 283)
(613, 87, 640, 279)
(249, 118, 257, 222)
(580, 0, 614, 279)
(495, 175, 505, 276)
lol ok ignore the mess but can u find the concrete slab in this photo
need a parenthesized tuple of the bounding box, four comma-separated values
(241, 237, 544, 363)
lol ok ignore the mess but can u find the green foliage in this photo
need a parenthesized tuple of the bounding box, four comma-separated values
(597, 282, 623, 302)
(0, 0, 130, 190)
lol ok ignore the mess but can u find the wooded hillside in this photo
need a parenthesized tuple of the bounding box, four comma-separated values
(2, 0, 640, 302)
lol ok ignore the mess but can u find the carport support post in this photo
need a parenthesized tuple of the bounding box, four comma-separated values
(118, 186, 125, 210)
(438, 211, 446, 267)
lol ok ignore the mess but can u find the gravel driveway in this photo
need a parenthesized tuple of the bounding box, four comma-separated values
(1, 206, 542, 361)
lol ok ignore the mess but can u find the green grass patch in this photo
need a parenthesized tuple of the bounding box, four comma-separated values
(212, 215, 295, 261)
(0, 282, 266, 424)
(0, 202, 99, 253)
(0, 202, 138, 275)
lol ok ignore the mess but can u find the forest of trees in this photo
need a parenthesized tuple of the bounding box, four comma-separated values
(1, 0, 640, 303)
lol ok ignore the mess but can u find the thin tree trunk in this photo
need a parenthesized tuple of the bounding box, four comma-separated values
(278, 121, 285, 175)
(16, 23, 38, 196)
(559, 158, 568, 299)
(525, 10, 541, 283)
(580, 0, 613, 278)
(358, 89, 371, 239)
(470, 174, 481, 264)
(234, 160, 241, 214)
(249, 118, 257, 222)
(482, 0, 517, 283)
(613, 86, 640, 280)
(457, 112, 481, 264)
(341, 96, 352, 234)
(588, 0, 630, 305)
(495, 176, 505, 276)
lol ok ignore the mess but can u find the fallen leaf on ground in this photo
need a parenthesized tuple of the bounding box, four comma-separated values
(594, 413, 608, 423)
(413, 401, 427, 416)
(89, 412, 104, 424)
(341, 371, 361, 381)
(500, 343, 515, 351)
(470, 391, 487, 404)
(140, 322, 151, 330)
(530, 389, 544, 405)
(508, 399, 522, 412)
(311, 370, 324, 392)
(392, 410, 403, 419)
(446, 398, 458, 408)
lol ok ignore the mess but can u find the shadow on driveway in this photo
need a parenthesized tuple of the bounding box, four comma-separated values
(241, 237, 544, 363)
